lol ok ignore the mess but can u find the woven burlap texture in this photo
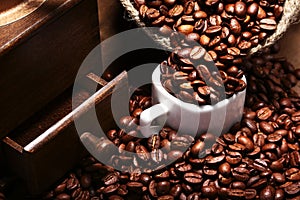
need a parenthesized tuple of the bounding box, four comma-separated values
(120, 0, 300, 54)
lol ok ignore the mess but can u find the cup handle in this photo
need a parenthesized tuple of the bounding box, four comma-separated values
(140, 103, 168, 138)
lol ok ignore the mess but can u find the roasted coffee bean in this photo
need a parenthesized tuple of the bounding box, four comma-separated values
(260, 185, 275, 200)
(285, 168, 300, 181)
(272, 173, 286, 184)
(245, 188, 257, 200)
(234, 1, 247, 18)
(201, 185, 217, 198)
(219, 162, 231, 177)
(80, 174, 91, 188)
(237, 135, 254, 152)
(274, 189, 285, 200)
(206, 154, 225, 164)
(108, 195, 124, 200)
(156, 181, 171, 195)
(168, 4, 183, 17)
(183, 1, 194, 15)
(200, 35, 211, 46)
(184, 172, 202, 184)
(203, 165, 218, 176)
(260, 18, 277, 31)
(229, 143, 246, 151)
(290, 151, 300, 167)
(190, 46, 206, 60)
(259, 121, 274, 134)
(158, 195, 174, 200)
(230, 19, 241, 35)
(228, 189, 246, 198)
(56, 193, 71, 200)
(146, 8, 160, 20)
(178, 25, 194, 35)
(267, 133, 282, 143)
(47, 48, 300, 200)
(206, 25, 222, 35)
(193, 10, 207, 19)
(243, 119, 258, 133)
(262, 143, 277, 152)
(226, 151, 242, 165)
(232, 167, 250, 182)
(284, 181, 300, 195)
(169, 184, 181, 197)
(257, 107, 273, 120)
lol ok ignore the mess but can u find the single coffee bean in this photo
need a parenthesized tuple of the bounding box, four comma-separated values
(290, 151, 300, 167)
(228, 189, 245, 198)
(158, 195, 174, 200)
(163, 0, 175, 7)
(56, 193, 71, 200)
(285, 168, 300, 181)
(157, 181, 171, 195)
(231, 181, 246, 190)
(225, 4, 235, 14)
(168, 5, 183, 17)
(284, 181, 300, 195)
(205, 25, 222, 35)
(80, 174, 92, 189)
(190, 46, 206, 60)
(232, 167, 250, 182)
(245, 189, 257, 200)
(169, 184, 181, 197)
(193, 10, 207, 19)
(184, 172, 202, 184)
(234, 1, 247, 18)
(272, 173, 286, 184)
(178, 25, 194, 35)
(274, 189, 285, 200)
(146, 8, 160, 20)
(184, 1, 194, 15)
(209, 15, 222, 26)
(201, 185, 217, 198)
(218, 162, 231, 176)
(200, 34, 210, 46)
(267, 133, 282, 143)
(259, 121, 274, 134)
(257, 6, 267, 19)
(206, 154, 225, 164)
(260, 186, 276, 200)
(257, 107, 273, 120)
(237, 135, 254, 152)
(186, 33, 200, 43)
(226, 151, 242, 165)
(247, 3, 259, 16)
(262, 143, 277, 152)
(227, 47, 240, 56)
(238, 40, 252, 51)
(230, 18, 241, 35)
(260, 18, 277, 31)
(103, 184, 120, 194)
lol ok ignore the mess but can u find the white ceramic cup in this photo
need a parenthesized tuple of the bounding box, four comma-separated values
(139, 65, 247, 138)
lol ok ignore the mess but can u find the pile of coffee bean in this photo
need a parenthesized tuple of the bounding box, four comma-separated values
(45, 44, 300, 200)
(160, 45, 246, 105)
(136, 0, 285, 69)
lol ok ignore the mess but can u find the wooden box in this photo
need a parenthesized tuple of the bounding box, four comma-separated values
(2, 72, 127, 195)
(0, 0, 100, 137)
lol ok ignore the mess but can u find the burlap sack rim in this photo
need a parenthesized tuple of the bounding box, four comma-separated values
(120, 0, 300, 54)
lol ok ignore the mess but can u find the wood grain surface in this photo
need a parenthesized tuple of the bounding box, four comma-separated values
(0, 0, 100, 137)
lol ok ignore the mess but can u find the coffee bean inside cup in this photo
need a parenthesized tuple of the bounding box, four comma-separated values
(160, 46, 246, 105)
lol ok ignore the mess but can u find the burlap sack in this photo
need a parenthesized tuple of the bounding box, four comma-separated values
(120, 0, 300, 54)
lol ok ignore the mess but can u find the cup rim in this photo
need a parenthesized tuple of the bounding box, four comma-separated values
(153, 65, 247, 112)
